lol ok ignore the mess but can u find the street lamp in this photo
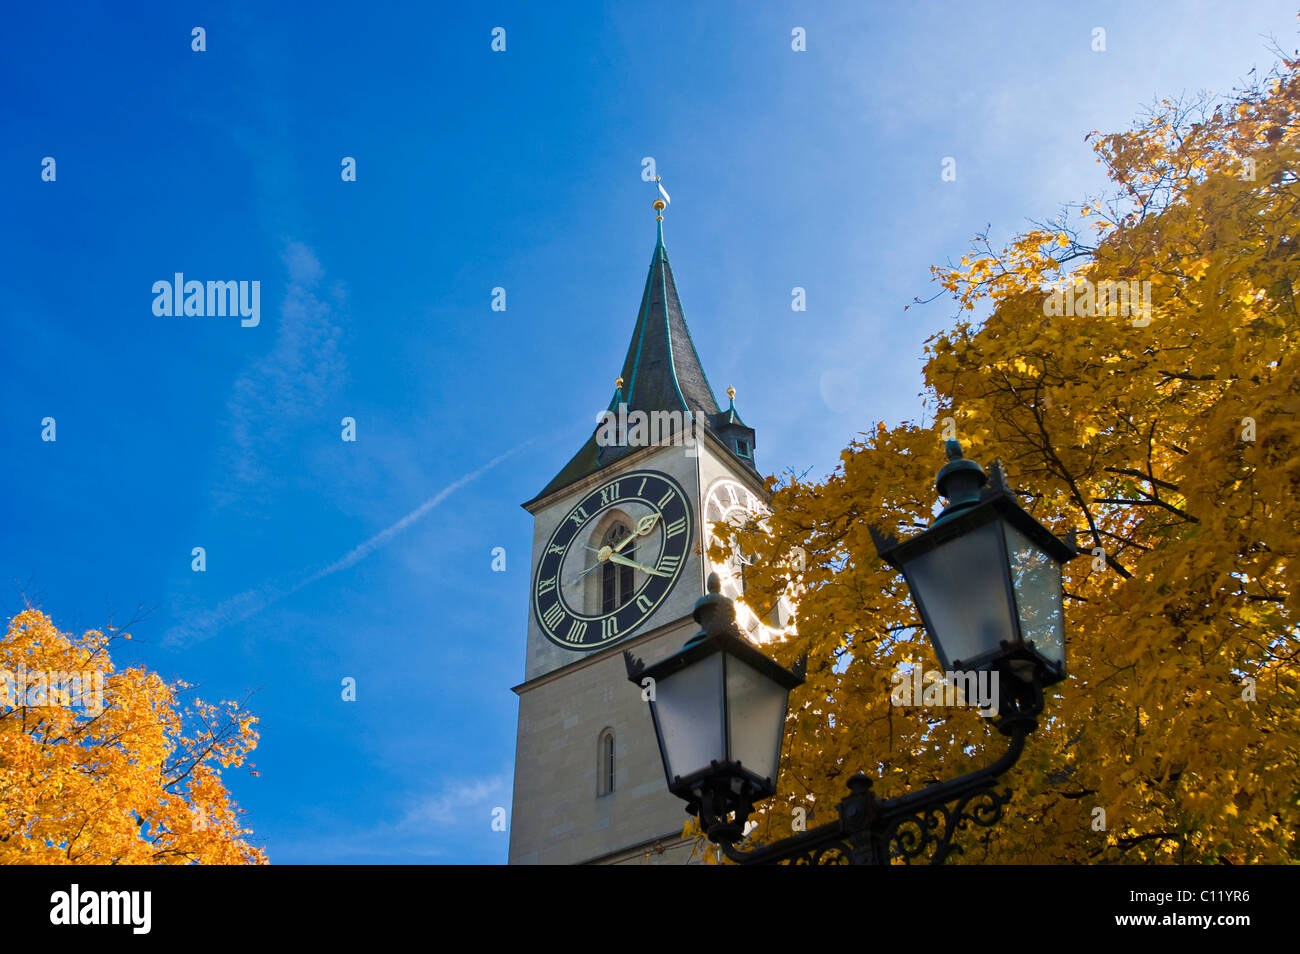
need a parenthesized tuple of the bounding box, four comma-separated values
(869, 439, 1077, 722)
(624, 576, 805, 845)
(626, 441, 1079, 864)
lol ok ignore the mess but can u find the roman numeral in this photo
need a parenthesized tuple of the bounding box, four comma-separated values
(657, 554, 680, 575)
(637, 478, 647, 496)
(547, 544, 565, 556)
(657, 489, 675, 509)
(537, 576, 556, 595)
(727, 485, 740, 507)
(564, 620, 588, 643)
(541, 602, 564, 631)
(664, 517, 687, 538)
(569, 505, 589, 528)
(600, 483, 621, 506)
(635, 594, 653, 613)
(601, 617, 619, 640)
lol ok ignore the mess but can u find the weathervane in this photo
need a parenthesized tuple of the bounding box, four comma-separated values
(653, 175, 670, 220)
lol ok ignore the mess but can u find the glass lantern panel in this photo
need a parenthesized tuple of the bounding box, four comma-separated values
(724, 654, 789, 783)
(653, 652, 725, 782)
(1002, 521, 1066, 671)
(904, 520, 1015, 671)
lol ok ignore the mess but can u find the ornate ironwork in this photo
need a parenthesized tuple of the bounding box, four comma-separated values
(622, 650, 646, 682)
(789, 843, 852, 865)
(706, 718, 1034, 866)
(881, 784, 1013, 864)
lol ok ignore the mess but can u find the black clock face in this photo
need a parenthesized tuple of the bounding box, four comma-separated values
(533, 470, 693, 651)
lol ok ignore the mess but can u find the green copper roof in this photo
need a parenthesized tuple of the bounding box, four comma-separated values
(617, 238, 720, 421)
(715, 389, 747, 428)
(534, 229, 736, 502)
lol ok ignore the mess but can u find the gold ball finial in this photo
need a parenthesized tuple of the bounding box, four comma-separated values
(653, 199, 666, 212)
(727, 386, 736, 402)
(615, 376, 624, 391)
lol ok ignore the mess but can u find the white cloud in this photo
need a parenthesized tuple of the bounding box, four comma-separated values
(266, 773, 511, 860)
(217, 240, 346, 509)
(405, 775, 510, 827)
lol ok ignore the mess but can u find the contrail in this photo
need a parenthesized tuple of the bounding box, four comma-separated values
(300, 445, 525, 586)
(163, 442, 531, 647)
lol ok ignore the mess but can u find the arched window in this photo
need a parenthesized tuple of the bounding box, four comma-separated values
(597, 728, 616, 796)
(600, 523, 636, 613)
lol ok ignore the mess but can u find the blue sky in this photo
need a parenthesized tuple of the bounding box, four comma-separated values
(2, 2, 1295, 863)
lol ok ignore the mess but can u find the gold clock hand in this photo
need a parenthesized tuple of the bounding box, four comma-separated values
(613, 512, 660, 554)
(606, 551, 671, 577)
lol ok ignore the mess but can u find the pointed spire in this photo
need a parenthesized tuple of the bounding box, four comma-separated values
(715, 385, 746, 427)
(711, 379, 755, 466)
(530, 202, 757, 502)
(614, 205, 719, 420)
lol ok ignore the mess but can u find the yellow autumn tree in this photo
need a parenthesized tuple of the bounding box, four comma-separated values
(0, 608, 266, 864)
(718, 43, 1299, 863)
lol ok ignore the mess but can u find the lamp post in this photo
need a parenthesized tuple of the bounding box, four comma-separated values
(624, 573, 807, 847)
(625, 441, 1078, 864)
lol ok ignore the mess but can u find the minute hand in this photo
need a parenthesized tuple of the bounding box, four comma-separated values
(607, 551, 670, 577)
(614, 512, 660, 553)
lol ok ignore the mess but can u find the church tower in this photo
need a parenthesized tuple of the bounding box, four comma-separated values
(508, 202, 770, 864)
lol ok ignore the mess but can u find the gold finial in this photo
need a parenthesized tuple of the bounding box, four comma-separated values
(654, 176, 671, 221)
(727, 386, 736, 402)
(615, 376, 624, 391)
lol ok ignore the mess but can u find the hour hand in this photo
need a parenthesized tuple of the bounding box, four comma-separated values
(607, 551, 670, 577)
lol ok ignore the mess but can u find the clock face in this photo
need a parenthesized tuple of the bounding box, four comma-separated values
(533, 470, 693, 651)
(703, 477, 794, 642)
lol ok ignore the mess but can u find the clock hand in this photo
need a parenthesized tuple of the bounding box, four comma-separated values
(567, 560, 606, 587)
(613, 512, 660, 553)
(567, 514, 668, 585)
(607, 551, 671, 577)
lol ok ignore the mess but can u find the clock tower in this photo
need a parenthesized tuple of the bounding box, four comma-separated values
(508, 202, 770, 864)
